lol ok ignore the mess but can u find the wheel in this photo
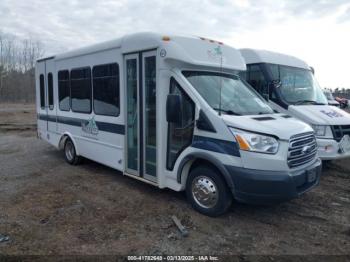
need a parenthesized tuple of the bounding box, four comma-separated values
(64, 139, 81, 165)
(186, 166, 232, 217)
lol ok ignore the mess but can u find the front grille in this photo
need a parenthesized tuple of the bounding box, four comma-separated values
(288, 132, 317, 168)
(331, 125, 350, 142)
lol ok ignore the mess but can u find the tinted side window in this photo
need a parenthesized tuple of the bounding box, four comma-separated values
(247, 65, 266, 94)
(167, 78, 195, 170)
(269, 64, 279, 80)
(48, 73, 54, 110)
(239, 70, 247, 80)
(39, 74, 45, 108)
(93, 63, 120, 116)
(71, 67, 92, 113)
(58, 70, 70, 111)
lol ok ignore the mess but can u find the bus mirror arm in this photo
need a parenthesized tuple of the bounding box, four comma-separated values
(264, 80, 281, 101)
(262, 83, 271, 101)
(262, 93, 269, 101)
(310, 66, 315, 75)
(166, 94, 182, 124)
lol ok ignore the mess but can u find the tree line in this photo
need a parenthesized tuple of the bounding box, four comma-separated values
(0, 31, 349, 103)
(0, 32, 45, 103)
(332, 87, 350, 99)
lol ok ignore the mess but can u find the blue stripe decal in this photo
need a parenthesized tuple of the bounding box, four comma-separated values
(38, 114, 57, 122)
(37, 114, 125, 135)
(192, 135, 240, 157)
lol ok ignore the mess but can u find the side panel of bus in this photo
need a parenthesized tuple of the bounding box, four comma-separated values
(37, 48, 169, 187)
(54, 48, 125, 170)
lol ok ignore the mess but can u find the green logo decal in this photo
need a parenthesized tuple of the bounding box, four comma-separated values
(214, 46, 222, 55)
(207, 45, 224, 62)
(82, 116, 99, 135)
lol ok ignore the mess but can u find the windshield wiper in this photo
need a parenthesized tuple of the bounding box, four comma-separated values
(294, 100, 326, 105)
(214, 108, 241, 115)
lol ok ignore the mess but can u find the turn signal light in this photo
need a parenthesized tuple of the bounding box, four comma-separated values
(162, 36, 171, 41)
(324, 145, 333, 152)
(236, 134, 251, 151)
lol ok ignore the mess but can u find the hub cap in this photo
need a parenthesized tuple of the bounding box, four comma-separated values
(65, 141, 74, 161)
(192, 176, 218, 209)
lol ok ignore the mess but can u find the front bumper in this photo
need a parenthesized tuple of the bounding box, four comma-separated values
(317, 138, 350, 160)
(225, 158, 322, 205)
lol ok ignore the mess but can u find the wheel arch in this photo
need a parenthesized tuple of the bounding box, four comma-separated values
(177, 152, 235, 190)
(58, 132, 80, 156)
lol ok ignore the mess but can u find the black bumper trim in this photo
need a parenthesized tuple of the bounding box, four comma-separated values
(225, 158, 322, 204)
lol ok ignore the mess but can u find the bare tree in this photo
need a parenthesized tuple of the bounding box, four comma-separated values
(0, 31, 45, 103)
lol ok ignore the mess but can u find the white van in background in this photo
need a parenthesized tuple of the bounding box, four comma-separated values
(240, 49, 350, 161)
(323, 89, 340, 107)
(35, 33, 321, 216)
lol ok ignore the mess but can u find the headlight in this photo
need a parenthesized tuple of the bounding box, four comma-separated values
(229, 127, 279, 154)
(311, 125, 327, 137)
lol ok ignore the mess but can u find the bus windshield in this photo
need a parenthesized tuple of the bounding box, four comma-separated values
(268, 64, 327, 105)
(183, 71, 273, 116)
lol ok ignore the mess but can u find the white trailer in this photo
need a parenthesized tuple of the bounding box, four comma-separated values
(36, 33, 321, 216)
(240, 49, 350, 161)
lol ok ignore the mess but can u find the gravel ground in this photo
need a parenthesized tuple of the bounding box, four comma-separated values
(0, 104, 349, 257)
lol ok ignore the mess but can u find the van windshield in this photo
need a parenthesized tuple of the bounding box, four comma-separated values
(183, 71, 273, 116)
(324, 90, 334, 101)
(269, 64, 327, 105)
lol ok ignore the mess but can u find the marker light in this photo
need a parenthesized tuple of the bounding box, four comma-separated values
(324, 145, 333, 152)
(198, 37, 224, 45)
(235, 134, 250, 151)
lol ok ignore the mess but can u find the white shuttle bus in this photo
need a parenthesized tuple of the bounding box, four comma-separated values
(36, 33, 321, 216)
(240, 49, 350, 161)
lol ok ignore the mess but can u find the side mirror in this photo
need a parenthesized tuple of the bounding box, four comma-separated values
(166, 94, 182, 124)
(310, 66, 315, 75)
(270, 80, 281, 88)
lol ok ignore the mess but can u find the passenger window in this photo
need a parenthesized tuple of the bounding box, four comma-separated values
(58, 70, 70, 111)
(269, 64, 279, 80)
(247, 65, 267, 95)
(93, 63, 120, 116)
(71, 67, 92, 113)
(48, 73, 54, 110)
(167, 78, 195, 170)
(39, 74, 45, 109)
(144, 56, 157, 177)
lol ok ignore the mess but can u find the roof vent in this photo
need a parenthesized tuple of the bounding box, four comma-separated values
(252, 116, 275, 121)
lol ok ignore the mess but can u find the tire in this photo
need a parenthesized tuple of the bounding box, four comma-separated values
(186, 165, 232, 217)
(64, 139, 81, 165)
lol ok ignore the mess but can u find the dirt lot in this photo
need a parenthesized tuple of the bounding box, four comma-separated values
(0, 104, 349, 257)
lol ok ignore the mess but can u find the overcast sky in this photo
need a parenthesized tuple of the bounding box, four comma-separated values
(1, 0, 349, 89)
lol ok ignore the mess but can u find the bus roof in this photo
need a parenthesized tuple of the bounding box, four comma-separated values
(42, 32, 246, 71)
(239, 48, 310, 70)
